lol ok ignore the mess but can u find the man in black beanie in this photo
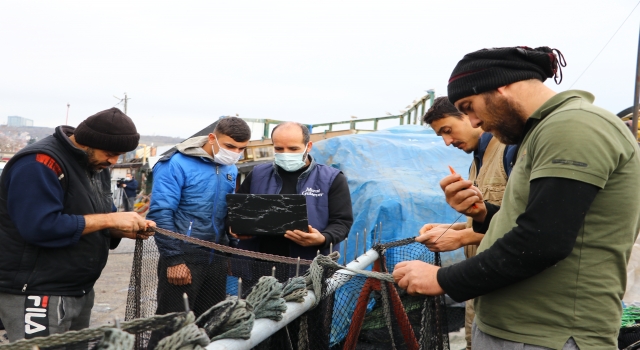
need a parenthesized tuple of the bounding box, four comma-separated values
(0, 107, 155, 342)
(394, 47, 640, 349)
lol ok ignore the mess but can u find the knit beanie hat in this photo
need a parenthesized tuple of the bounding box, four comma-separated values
(447, 46, 566, 104)
(74, 108, 140, 152)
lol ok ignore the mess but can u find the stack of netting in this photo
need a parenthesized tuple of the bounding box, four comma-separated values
(124, 228, 449, 350)
(0, 311, 190, 350)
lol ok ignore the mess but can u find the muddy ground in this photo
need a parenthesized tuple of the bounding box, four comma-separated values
(89, 239, 137, 328)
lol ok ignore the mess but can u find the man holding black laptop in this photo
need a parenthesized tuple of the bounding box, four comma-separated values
(234, 122, 353, 260)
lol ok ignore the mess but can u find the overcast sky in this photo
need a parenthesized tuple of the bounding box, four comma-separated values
(1, 0, 639, 138)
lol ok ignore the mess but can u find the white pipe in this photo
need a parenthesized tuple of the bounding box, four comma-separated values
(208, 249, 380, 350)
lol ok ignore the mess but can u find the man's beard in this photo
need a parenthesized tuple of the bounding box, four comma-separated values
(481, 93, 528, 145)
(86, 148, 111, 172)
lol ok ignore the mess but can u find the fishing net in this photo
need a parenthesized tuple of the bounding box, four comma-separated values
(123, 229, 449, 350)
(125, 228, 314, 349)
(255, 240, 451, 350)
(312, 238, 450, 350)
(1, 227, 449, 349)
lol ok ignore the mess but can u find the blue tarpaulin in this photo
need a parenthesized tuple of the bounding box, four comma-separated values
(311, 125, 473, 345)
(310, 125, 472, 266)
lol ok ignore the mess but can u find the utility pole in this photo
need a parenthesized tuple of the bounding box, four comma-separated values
(113, 93, 131, 114)
(65, 103, 70, 125)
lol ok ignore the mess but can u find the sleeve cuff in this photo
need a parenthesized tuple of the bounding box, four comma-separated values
(321, 232, 332, 249)
(472, 201, 500, 233)
(71, 215, 86, 244)
(110, 238, 122, 250)
(472, 220, 490, 234)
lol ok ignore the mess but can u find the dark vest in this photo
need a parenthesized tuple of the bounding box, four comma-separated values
(245, 158, 339, 259)
(0, 126, 113, 296)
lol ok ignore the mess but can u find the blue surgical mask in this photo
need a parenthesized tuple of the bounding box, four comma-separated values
(274, 146, 308, 172)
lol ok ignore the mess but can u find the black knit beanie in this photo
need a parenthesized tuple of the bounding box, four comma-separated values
(74, 108, 140, 152)
(447, 46, 566, 104)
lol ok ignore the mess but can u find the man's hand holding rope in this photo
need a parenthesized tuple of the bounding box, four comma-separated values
(110, 219, 156, 240)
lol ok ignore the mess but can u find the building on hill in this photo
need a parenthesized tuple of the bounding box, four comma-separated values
(7, 116, 33, 127)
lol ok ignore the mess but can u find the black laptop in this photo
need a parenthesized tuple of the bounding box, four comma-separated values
(226, 194, 308, 235)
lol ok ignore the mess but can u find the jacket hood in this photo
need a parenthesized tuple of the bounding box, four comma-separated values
(176, 136, 214, 160)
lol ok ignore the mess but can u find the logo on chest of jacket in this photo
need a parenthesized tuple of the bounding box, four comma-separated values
(301, 187, 324, 197)
(227, 174, 234, 182)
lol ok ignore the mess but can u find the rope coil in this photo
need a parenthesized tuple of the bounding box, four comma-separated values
(282, 276, 307, 302)
(246, 276, 287, 321)
(195, 296, 255, 342)
(92, 328, 134, 350)
(155, 312, 209, 350)
(0, 312, 186, 350)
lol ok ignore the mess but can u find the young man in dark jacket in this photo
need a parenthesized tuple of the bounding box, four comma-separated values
(0, 108, 155, 342)
(235, 122, 353, 260)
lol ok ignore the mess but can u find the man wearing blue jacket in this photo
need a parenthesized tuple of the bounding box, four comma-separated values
(147, 117, 250, 317)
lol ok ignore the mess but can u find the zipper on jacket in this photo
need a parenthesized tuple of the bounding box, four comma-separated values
(22, 268, 36, 292)
(212, 165, 222, 243)
(22, 259, 38, 293)
(186, 220, 193, 237)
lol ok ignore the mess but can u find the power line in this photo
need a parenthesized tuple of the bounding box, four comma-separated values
(113, 93, 131, 114)
(570, 0, 640, 88)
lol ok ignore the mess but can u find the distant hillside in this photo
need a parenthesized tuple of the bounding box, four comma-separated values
(6, 126, 183, 146)
(6, 126, 54, 141)
(138, 135, 184, 146)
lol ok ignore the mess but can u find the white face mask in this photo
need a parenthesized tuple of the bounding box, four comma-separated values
(274, 145, 308, 172)
(212, 137, 242, 165)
